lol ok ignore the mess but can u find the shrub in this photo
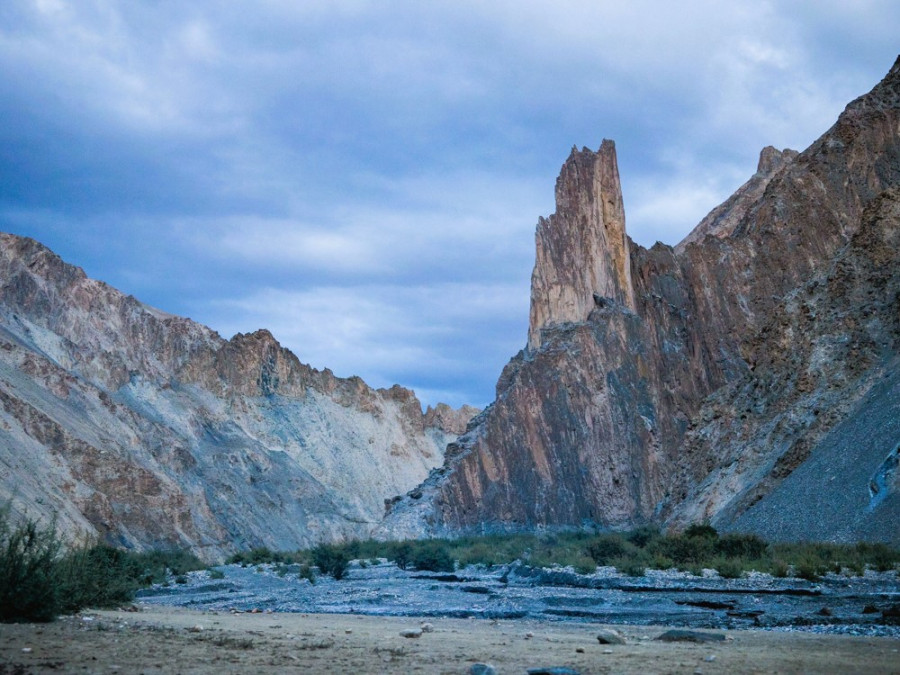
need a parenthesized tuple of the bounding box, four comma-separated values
(856, 542, 899, 572)
(409, 542, 454, 572)
(391, 542, 413, 570)
(226, 547, 284, 566)
(311, 544, 350, 580)
(56, 544, 141, 612)
(585, 534, 629, 565)
(654, 534, 716, 565)
(299, 563, 316, 584)
(612, 556, 646, 577)
(209, 568, 225, 580)
(0, 511, 61, 622)
(712, 557, 744, 579)
(683, 523, 719, 540)
(626, 526, 661, 549)
(715, 533, 768, 559)
(770, 558, 789, 577)
(794, 556, 825, 581)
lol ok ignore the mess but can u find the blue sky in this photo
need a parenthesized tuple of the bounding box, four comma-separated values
(1, 1, 897, 408)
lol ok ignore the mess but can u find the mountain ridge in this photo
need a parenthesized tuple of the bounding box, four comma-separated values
(380, 55, 900, 544)
(0, 232, 475, 560)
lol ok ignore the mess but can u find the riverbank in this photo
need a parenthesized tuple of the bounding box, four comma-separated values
(2, 606, 898, 674)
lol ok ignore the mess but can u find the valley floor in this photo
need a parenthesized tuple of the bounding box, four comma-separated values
(1, 606, 898, 674)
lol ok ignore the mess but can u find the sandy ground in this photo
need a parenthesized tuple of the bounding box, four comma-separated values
(1, 605, 898, 674)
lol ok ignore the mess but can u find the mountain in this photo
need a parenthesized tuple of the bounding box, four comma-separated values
(381, 56, 900, 544)
(0, 234, 476, 560)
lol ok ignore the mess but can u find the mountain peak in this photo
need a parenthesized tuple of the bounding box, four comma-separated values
(528, 140, 635, 350)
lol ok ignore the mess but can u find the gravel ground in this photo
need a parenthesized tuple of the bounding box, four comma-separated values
(2, 606, 899, 674)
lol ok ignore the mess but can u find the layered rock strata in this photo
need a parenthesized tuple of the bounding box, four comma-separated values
(0, 235, 474, 560)
(382, 57, 900, 543)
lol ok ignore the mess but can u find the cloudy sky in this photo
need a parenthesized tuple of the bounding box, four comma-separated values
(1, 1, 897, 408)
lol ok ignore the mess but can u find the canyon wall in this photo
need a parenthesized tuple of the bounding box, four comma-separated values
(0, 234, 473, 560)
(382, 56, 900, 544)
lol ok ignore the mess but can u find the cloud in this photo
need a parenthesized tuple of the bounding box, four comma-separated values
(208, 281, 529, 409)
(0, 0, 897, 407)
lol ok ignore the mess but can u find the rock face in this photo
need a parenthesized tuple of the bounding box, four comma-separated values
(0, 235, 475, 560)
(529, 140, 636, 349)
(382, 56, 900, 544)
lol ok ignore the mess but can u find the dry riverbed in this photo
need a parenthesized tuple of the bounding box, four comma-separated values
(2, 606, 899, 674)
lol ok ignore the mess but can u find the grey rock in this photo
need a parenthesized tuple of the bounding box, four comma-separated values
(595, 628, 626, 645)
(469, 664, 496, 675)
(655, 630, 727, 643)
(399, 628, 422, 638)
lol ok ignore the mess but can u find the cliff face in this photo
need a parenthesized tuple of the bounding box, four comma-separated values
(382, 57, 900, 543)
(529, 140, 636, 350)
(0, 235, 474, 560)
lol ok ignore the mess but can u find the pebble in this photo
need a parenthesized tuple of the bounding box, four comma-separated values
(526, 668, 580, 675)
(704, 655, 717, 662)
(187, 625, 203, 632)
(399, 628, 423, 638)
(21, 648, 32, 654)
(602, 649, 613, 654)
(575, 647, 585, 653)
(420, 622, 435, 633)
(525, 631, 534, 639)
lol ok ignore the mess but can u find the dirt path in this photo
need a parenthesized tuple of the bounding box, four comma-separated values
(1, 606, 898, 674)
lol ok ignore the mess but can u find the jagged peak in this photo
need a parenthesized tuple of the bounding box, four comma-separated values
(756, 146, 799, 175)
(528, 139, 635, 349)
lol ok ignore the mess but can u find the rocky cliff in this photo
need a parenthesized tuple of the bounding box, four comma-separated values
(0, 235, 474, 560)
(382, 56, 900, 544)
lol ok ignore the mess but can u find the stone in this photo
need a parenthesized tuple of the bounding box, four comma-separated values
(420, 622, 434, 633)
(655, 630, 727, 643)
(595, 628, 626, 645)
(526, 669, 581, 675)
(399, 628, 423, 638)
(470, 664, 497, 675)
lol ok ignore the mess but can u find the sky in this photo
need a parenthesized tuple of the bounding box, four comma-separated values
(0, 1, 898, 409)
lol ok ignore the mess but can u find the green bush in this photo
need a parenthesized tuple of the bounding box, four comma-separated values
(299, 563, 316, 584)
(0, 509, 209, 622)
(391, 542, 413, 570)
(626, 526, 661, 549)
(409, 541, 455, 572)
(712, 557, 744, 579)
(56, 544, 141, 612)
(585, 534, 630, 565)
(0, 512, 61, 622)
(715, 533, 768, 559)
(225, 547, 285, 566)
(654, 534, 716, 564)
(209, 568, 225, 580)
(683, 523, 719, 540)
(770, 558, 790, 578)
(311, 544, 350, 580)
(611, 556, 646, 577)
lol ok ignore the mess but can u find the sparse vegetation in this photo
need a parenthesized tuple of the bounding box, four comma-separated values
(0, 506, 206, 622)
(311, 544, 350, 580)
(234, 524, 899, 583)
